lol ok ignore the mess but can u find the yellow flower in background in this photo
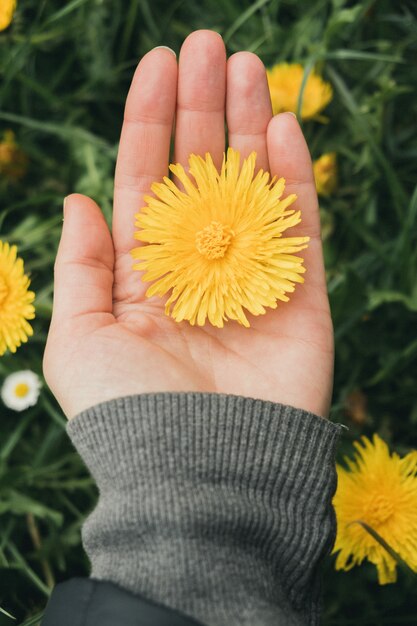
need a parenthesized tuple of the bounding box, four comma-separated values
(313, 152, 337, 196)
(0, 241, 35, 356)
(0, 0, 16, 31)
(0, 130, 28, 181)
(267, 63, 333, 120)
(332, 433, 417, 584)
(131, 148, 309, 328)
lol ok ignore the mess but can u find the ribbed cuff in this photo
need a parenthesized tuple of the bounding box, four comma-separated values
(67, 392, 346, 626)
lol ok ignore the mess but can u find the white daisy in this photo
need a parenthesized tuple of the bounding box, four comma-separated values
(1, 370, 42, 411)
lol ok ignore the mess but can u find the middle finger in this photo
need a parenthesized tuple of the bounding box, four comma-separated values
(174, 30, 226, 171)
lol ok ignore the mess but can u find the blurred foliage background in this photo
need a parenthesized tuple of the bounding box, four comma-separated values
(1, 0, 417, 624)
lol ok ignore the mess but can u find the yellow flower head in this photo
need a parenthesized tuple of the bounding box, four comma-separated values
(131, 148, 309, 328)
(267, 63, 333, 121)
(0, 0, 16, 31)
(0, 130, 28, 181)
(332, 433, 417, 584)
(0, 241, 35, 356)
(313, 152, 337, 196)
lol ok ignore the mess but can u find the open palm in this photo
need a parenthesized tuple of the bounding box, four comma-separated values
(43, 30, 334, 420)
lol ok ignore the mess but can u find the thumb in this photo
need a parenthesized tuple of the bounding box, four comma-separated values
(51, 193, 114, 324)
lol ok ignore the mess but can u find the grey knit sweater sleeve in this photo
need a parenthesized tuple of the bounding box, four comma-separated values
(66, 392, 347, 626)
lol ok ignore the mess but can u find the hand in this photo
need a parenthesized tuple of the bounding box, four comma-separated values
(43, 30, 334, 420)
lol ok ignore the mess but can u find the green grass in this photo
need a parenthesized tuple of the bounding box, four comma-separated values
(1, 0, 417, 623)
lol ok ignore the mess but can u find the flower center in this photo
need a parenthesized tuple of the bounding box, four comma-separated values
(14, 383, 30, 398)
(0, 275, 8, 305)
(195, 221, 234, 259)
(363, 494, 394, 526)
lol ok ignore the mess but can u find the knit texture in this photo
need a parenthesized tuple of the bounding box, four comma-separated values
(66, 392, 347, 626)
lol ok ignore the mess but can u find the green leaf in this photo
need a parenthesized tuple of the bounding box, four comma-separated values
(44, 0, 91, 25)
(7, 543, 51, 598)
(368, 289, 417, 313)
(323, 49, 403, 63)
(223, 0, 272, 43)
(0, 490, 63, 527)
(0, 112, 114, 154)
(0, 606, 15, 620)
(16, 613, 43, 626)
(0, 414, 33, 462)
(326, 65, 408, 219)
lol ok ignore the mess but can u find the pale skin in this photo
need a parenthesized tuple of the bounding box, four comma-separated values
(42, 30, 334, 420)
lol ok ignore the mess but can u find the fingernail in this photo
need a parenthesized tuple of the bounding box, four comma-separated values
(63, 196, 68, 217)
(153, 46, 176, 57)
(287, 112, 297, 119)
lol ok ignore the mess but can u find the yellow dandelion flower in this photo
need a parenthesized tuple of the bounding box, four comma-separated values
(332, 433, 417, 584)
(313, 153, 337, 196)
(0, 241, 35, 356)
(267, 63, 333, 121)
(0, 130, 28, 181)
(0, 0, 16, 31)
(131, 148, 309, 328)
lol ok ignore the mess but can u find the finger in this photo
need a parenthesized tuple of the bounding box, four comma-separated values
(174, 30, 226, 171)
(267, 113, 326, 294)
(267, 112, 321, 241)
(51, 194, 114, 324)
(227, 52, 272, 173)
(113, 47, 177, 259)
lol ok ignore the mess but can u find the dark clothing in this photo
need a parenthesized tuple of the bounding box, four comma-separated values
(42, 578, 204, 625)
